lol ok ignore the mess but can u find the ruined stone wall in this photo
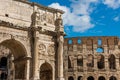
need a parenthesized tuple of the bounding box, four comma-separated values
(64, 36, 120, 80)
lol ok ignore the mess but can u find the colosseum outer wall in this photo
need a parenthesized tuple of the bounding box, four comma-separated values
(64, 37, 120, 80)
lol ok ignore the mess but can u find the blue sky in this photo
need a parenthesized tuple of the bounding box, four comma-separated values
(30, 0, 120, 38)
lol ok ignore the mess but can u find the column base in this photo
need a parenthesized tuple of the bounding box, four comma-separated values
(57, 77, 65, 80)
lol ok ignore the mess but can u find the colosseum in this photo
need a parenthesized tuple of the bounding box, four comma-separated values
(64, 37, 120, 80)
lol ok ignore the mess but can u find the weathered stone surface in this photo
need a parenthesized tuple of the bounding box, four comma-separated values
(0, 0, 64, 80)
(64, 37, 120, 80)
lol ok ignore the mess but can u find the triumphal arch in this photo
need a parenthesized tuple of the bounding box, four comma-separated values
(0, 0, 65, 80)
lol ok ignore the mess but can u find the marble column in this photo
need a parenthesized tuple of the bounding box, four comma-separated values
(57, 35, 64, 80)
(33, 37, 39, 80)
(25, 59, 30, 80)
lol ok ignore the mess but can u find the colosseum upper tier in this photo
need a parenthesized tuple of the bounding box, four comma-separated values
(63, 36, 120, 80)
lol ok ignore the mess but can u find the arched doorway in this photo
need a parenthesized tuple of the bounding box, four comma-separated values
(87, 76, 94, 80)
(68, 76, 74, 80)
(78, 76, 82, 80)
(109, 76, 117, 80)
(0, 57, 7, 69)
(97, 55, 105, 69)
(87, 55, 94, 68)
(108, 54, 116, 69)
(98, 76, 105, 80)
(0, 72, 7, 80)
(0, 39, 27, 79)
(40, 62, 52, 80)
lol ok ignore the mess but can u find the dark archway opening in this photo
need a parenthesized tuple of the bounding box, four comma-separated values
(87, 55, 94, 68)
(78, 76, 82, 80)
(0, 39, 27, 79)
(87, 76, 94, 80)
(108, 54, 116, 69)
(110, 76, 117, 80)
(77, 56, 83, 66)
(0, 57, 7, 69)
(97, 55, 105, 69)
(98, 76, 105, 80)
(0, 72, 7, 80)
(40, 62, 52, 80)
(68, 76, 74, 80)
(68, 56, 72, 68)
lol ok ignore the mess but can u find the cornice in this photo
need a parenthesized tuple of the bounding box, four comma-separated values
(0, 20, 28, 31)
(0, 20, 65, 36)
(14, 0, 64, 14)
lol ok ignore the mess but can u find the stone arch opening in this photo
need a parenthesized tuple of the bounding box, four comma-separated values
(98, 76, 105, 80)
(68, 39, 72, 44)
(78, 39, 82, 44)
(40, 62, 52, 80)
(87, 76, 94, 80)
(78, 76, 82, 80)
(0, 39, 27, 79)
(68, 56, 72, 69)
(0, 72, 7, 80)
(98, 39, 102, 46)
(108, 54, 116, 69)
(97, 55, 105, 69)
(77, 55, 83, 66)
(109, 76, 117, 80)
(96, 48, 104, 53)
(68, 76, 74, 80)
(87, 55, 94, 68)
(0, 57, 7, 68)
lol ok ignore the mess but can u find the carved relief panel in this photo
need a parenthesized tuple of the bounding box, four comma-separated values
(47, 44, 55, 55)
(38, 43, 55, 56)
(38, 43, 46, 55)
(46, 12, 54, 24)
(34, 9, 55, 26)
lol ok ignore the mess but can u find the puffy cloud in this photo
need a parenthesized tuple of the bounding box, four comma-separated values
(70, 0, 98, 15)
(49, 0, 98, 32)
(103, 0, 120, 9)
(49, 0, 120, 32)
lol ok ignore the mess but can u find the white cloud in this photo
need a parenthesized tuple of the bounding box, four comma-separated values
(103, 0, 120, 9)
(114, 16, 119, 21)
(49, 0, 98, 32)
(49, 0, 120, 32)
(70, 0, 98, 15)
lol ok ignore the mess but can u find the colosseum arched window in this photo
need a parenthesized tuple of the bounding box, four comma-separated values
(68, 39, 72, 44)
(96, 48, 104, 53)
(68, 76, 74, 80)
(108, 54, 116, 69)
(87, 55, 94, 68)
(0, 57, 7, 68)
(78, 76, 82, 80)
(68, 56, 72, 69)
(77, 55, 83, 66)
(78, 39, 82, 44)
(97, 55, 105, 69)
(98, 39, 102, 46)
(98, 76, 105, 80)
(109, 76, 117, 80)
(87, 76, 94, 80)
